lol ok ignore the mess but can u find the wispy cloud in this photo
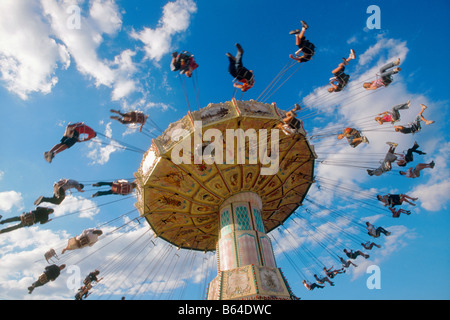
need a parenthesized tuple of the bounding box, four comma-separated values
(0, 0, 70, 99)
(87, 122, 123, 165)
(130, 0, 197, 62)
(0, 191, 24, 212)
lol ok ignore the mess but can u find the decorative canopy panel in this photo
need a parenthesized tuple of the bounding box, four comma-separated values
(134, 99, 316, 251)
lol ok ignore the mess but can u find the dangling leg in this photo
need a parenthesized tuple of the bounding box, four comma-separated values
(91, 190, 114, 198)
(418, 104, 435, 125)
(411, 141, 426, 155)
(110, 109, 126, 117)
(92, 182, 113, 187)
(110, 116, 126, 124)
(400, 194, 418, 205)
(376, 227, 391, 236)
(391, 100, 410, 121)
(0, 216, 21, 225)
(0, 223, 24, 234)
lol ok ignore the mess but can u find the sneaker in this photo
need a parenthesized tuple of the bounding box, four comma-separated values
(393, 58, 401, 66)
(44, 152, 54, 163)
(289, 29, 300, 35)
(393, 67, 401, 73)
(226, 52, 235, 61)
(34, 196, 44, 206)
(430, 161, 435, 169)
(92, 183, 100, 187)
(365, 254, 370, 259)
(367, 169, 373, 176)
(386, 142, 398, 148)
(349, 49, 356, 60)
(300, 20, 309, 30)
(235, 43, 243, 52)
(420, 104, 427, 110)
(385, 232, 391, 236)
(425, 120, 435, 125)
(362, 136, 369, 144)
(406, 100, 411, 107)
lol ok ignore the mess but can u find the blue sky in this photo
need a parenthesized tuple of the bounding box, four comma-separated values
(0, 0, 449, 300)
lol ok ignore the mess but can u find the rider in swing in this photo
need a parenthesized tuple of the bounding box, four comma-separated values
(226, 43, 255, 92)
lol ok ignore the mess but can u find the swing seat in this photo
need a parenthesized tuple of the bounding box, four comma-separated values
(134, 112, 148, 125)
(44, 249, 58, 262)
(20, 213, 35, 226)
(38, 273, 49, 284)
(78, 235, 90, 247)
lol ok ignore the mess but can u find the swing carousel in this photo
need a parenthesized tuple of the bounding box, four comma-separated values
(134, 98, 317, 300)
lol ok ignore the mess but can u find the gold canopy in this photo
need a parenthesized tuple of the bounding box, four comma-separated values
(134, 99, 316, 251)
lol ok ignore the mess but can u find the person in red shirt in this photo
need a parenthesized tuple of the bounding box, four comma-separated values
(388, 207, 412, 218)
(91, 179, 137, 198)
(44, 122, 96, 163)
(170, 51, 198, 78)
(375, 100, 410, 124)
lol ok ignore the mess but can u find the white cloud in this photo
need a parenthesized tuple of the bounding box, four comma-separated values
(357, 36, 408, 67)
(410, 141, 450, 211)
(112, 79, 137, 101)
(1, 0, 195, 105)
(350, 225, 415, 279)
(131, 0, 197, 62)
(51, 194, 100, 219)
(87, 122, 123, 165)
(0, 0, 141, 101)
(0, 0, 70, 99)
(41, 0, 120, 87)
(0, 191, 24, 212)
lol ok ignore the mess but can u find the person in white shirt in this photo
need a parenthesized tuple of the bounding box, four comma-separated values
(303, 279, 324, 291)
(400, 161, 435, 178)
(367, 142, 398, 176)
(366, 222, 391, 238)
(62, 228, 103, 254)
(34, 179, 84, 206)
